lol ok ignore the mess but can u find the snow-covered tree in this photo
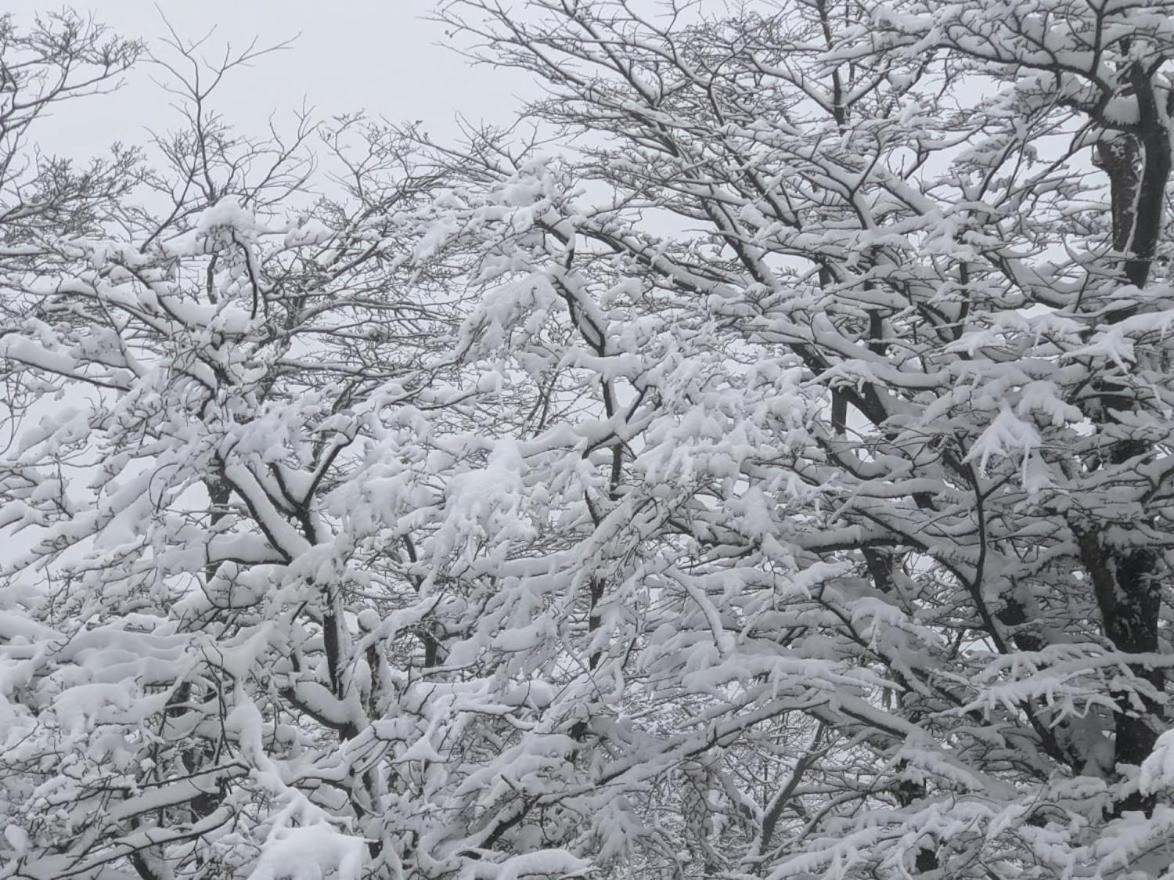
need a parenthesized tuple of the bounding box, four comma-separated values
(6, 1, 1174, 878)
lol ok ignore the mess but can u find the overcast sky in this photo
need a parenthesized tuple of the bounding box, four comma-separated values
(9, 0, 526, 159)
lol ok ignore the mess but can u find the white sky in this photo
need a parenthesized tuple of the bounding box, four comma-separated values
(8, 0, 527, 159)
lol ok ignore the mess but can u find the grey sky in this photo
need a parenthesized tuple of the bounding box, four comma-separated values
(9, 0, 525, 160)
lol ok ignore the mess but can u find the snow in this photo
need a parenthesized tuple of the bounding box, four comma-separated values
(197, 197, 258, 235)
(249, 823, 365, 880)
(5, 2, 1174, 879)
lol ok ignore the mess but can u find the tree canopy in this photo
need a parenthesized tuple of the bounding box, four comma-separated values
(4, 2, 1174, 878)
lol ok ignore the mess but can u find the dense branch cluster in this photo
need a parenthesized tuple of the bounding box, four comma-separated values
(3, 2, 1174, 878)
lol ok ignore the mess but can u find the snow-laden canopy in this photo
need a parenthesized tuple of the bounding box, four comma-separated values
(4, 2, 1174, 878)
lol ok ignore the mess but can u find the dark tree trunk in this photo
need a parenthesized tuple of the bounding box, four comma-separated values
(1083, 61, 1172, 815)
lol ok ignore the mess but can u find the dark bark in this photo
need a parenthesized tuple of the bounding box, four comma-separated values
(1083, 61, 1171, 815)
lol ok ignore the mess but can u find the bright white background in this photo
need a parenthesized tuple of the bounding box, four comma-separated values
(6, 0, 525, 159)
